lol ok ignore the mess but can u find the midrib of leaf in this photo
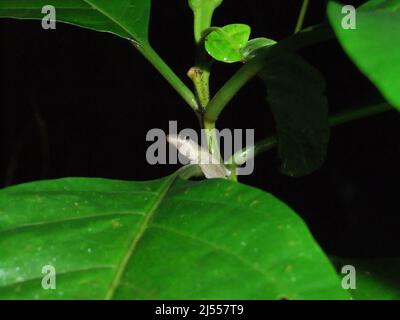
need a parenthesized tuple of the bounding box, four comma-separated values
(104, 175, 176, 300)
(82, 0, 145, 43)
(216, 28, 242, 50)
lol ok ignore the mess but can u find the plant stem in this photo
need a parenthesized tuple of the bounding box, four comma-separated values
(188, 65, 211, 110)
(188, 2, 224, 112)
(203, 118, 222, 162)
(329, 102, 392, 126)
(230, 136, 277, 166)
(135, 43, 199, 112)
(193, 8, 213, 45)
(190, 1, 223, 44)
(295, 0, 310, 33)
(204, 52, 266, 122)
(229, 102, 394, 166)
(178, 164, 203, 180)
(204, 24, 333, 122)
(188, 2, 223, 160)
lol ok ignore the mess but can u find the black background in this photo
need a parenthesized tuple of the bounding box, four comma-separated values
(0, 0, 399, 259)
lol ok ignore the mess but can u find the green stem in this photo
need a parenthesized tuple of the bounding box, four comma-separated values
(178, 164, 203, 180)
(203, 118, 222, 162)
(295, 0, 310, 33)
(329, 102, 392, 126)
(189, 3, 222, 111)
(204, 24, 333, 122)
(230, 136, 277, 166)
(135, 43, 199, 112)
(229, 102, 394, 166)
(204, 53, 266, 122)
(188, 65, 211, 110)
(193, 8, 214, 45)
(191, 1, 222, 44)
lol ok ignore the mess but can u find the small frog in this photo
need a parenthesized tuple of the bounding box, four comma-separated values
(167, 134, 231, 179)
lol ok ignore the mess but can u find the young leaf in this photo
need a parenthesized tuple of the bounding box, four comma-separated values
(241, 37, 277, 62)
(205, 24, 251, 63)
(0, 0, 151, 43)
(0, 175, 348, 299)
(327, 1, 400, 110)
(259, 53, 330, 177)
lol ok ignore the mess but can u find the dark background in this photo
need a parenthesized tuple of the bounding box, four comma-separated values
(0, 0, 399, 259)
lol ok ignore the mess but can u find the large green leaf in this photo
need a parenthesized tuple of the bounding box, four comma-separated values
(0, 0, 151, 42)
(327, 1, 400, 110)
(0, 0, 200, 111)
(332, 257, 400, 300)
(259, 53, 330, 177)
(359, 0, 400, 10)
(0, 173, 348, 299)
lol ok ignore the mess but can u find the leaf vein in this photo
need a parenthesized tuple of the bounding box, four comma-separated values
(104, 175, 176, 299)
(149, 224, 275, 282)
(0, 211, 145, 236)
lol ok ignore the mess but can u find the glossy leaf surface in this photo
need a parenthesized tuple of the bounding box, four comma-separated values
(0, 175, 347, 299)
(0, 0, 151, 42)
(205, 24, 251, 63)
(328, 1, 400, 110)
(241, 37, 277, 62)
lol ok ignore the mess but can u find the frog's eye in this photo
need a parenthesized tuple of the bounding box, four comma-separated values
(176, 135, 190, 142)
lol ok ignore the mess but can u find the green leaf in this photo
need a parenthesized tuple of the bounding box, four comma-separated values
(0, 0, 151, 43)
(327, 1, 400, 110)
(241, 37, 277, 62)
(331, 257, 400, 300)
(205, 24, 251, 63)
(0, 0, 201, 112)
(359, 0, 400, 10)
(0, 174, 348, 299)
(259, 53, 330, 177)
